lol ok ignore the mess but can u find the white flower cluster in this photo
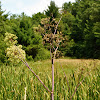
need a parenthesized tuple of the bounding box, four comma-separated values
(6, 45, 26, 64)
(4, 32, 26, 64)
(4, 32, 18, 46)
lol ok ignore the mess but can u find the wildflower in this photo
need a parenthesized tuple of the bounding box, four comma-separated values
(4, 32, 26, 64)
(4, 32, 18, 46)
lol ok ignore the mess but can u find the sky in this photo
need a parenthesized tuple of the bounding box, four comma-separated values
(1, 0, 75, 16)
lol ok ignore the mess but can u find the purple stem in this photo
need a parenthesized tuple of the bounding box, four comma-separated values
(54, 16, 62, 35)
(15, 45, 51, 93)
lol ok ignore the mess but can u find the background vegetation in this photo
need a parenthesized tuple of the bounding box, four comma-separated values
(0, 0, 100, 64)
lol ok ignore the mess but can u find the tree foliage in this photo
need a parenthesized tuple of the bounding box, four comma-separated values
(63, 0, 100, 58)
(0, 2, 9, 63)
(45, 1, 59, 18)
(0, 0, 100, 64)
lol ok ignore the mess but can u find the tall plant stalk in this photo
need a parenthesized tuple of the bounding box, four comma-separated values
(51, 58, 54, 100)
(15, 14, 63, 100)
(50, 15, 62, 100)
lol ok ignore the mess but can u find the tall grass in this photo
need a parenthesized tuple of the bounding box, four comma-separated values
(0, 59, 100, 100)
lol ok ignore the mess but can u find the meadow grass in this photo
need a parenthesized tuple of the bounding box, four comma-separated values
(0, 59, 100, 100)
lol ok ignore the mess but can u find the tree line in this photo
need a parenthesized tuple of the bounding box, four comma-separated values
(0, 0, 100, 64)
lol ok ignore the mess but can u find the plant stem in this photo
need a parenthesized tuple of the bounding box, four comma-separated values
(54, 15, 62, 35)
(21, 58, 51, 93)
(16, 45, 51, 93)
(51, 58, 54, 100)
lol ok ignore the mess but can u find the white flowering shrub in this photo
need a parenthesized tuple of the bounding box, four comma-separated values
(4, 32, 26, 64)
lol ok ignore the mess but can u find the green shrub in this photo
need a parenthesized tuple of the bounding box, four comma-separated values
(34, 48, 50, 61)
(26, 55, 34, 61)
(0, 35, 7, 64)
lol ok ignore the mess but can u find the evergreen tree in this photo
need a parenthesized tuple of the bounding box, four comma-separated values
(45, 1, 59, 18)
(0, 1, 8, 63)
(70, 0, 100, 58)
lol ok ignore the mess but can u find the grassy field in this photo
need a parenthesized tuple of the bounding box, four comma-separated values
(0, 59, 100, 100)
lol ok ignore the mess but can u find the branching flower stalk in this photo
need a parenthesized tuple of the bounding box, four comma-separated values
(49, 15, 63, 100)
(34, 14, 63, 100)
